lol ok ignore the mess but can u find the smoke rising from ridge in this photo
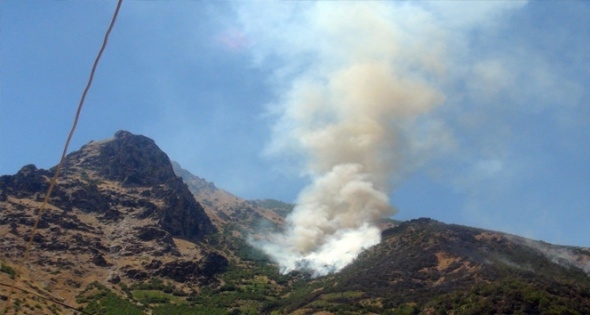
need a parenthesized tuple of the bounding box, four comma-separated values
(235, 1, 526, 275)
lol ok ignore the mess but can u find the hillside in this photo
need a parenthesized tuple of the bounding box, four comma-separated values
(0, 131, 589, 315)
(171, 161, 291, 237)
(272, 218, 590, 314)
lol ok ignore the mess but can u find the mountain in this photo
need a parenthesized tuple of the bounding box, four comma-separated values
(171, 161, 290, 236)
(274, 218, 590, 314)
(0, 131, 226, 314)
(1, 130, 589, 315)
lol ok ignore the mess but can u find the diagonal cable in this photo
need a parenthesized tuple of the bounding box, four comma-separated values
(1, 0, 123, 313)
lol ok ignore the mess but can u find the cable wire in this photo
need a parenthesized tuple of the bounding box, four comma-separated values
(1, 0, 123, 313)
(0, 282, 93, 315)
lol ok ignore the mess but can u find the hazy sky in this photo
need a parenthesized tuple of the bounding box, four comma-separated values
(2, 1, 589, 247)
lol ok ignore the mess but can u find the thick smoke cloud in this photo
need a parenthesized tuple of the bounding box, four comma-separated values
(235, 1, 526, 275)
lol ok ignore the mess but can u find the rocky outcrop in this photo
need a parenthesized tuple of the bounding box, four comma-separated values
(96, 130, 178, 187)
(26, 130, 218, 242)
(153, 178, 216, 241)
(0, 164, 51, 198)
(154, 253, 228, 283)
(61, 130, 177, 187)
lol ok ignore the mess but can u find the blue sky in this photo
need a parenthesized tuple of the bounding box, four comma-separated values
(2, 1, 589, 247)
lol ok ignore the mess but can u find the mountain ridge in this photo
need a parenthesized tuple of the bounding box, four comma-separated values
(1, 130, 589, 314)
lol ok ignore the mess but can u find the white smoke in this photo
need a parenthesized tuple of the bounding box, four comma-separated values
(235, 1, 527, 276)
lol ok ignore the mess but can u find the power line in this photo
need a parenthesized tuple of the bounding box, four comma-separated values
(1, 0, 124, 313)
(0, 282, 93, 315)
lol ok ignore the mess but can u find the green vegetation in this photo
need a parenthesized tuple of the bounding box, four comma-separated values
(152, 303, 227, 315)
(1, 263, 16, 279)
(232, 238, 271, 263)
(425, 278, 590, 314)
(76, 263, 289, 315)
(133, 290, 173, 305)
(77, 282, 144, 315)
(321, 291, 365, 300)
(130, 277, 175, 292)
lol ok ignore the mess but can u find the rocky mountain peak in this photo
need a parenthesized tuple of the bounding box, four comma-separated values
(62, 130, 177, 187)
(0, 131, 227, 311)
(2, 130, 218, 248)
(67, 131, 216, 240)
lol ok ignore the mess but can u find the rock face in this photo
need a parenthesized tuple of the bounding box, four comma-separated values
(86, 130, 177, 187)
(154, 252, 229, 283)
(0, 164, 51, 199)
(0, 131, 226, 310)
(57, 130, 216, 241)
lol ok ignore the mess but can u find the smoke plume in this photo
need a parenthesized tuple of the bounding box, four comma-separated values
(236, 1, 525, 275)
